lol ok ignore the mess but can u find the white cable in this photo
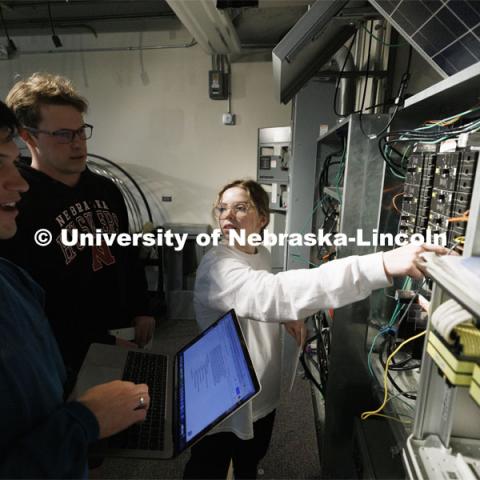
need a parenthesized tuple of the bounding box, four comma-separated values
(431, 299, 473, 343)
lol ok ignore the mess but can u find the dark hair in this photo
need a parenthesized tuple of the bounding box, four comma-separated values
(0, 100, 19, 134)
(215, 179, 270, 232)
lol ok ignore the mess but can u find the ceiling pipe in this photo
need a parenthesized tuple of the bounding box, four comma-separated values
(18, 38, 197, 55)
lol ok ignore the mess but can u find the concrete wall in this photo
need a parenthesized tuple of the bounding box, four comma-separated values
(0, 29, 291, 227)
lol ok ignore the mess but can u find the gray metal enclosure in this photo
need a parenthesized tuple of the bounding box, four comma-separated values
(314, 114, 391, 478)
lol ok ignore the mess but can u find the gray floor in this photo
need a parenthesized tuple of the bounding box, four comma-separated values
(100, 317, 321, 479)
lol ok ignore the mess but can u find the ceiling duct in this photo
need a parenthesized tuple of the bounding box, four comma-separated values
(273, 0, 365, 104)
(166, 0, 241, 54)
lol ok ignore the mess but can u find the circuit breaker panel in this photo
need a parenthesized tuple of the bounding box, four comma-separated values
(257, 126, 291, 211)
(400, 147, 479, 249)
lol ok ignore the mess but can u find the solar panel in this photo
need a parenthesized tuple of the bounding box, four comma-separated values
(369, 0, 480, 77)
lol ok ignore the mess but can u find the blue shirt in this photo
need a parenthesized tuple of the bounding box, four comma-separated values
(0, 258, 99, 478)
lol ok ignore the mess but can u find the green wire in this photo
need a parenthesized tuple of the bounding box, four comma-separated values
(415, 105, 480, 131)
(384, 146, 405, 179)
(400, 144, 412, 168)
(298, 197, 323, 236)
(389, 166, 405, 179)
(361, 23, 408, 48)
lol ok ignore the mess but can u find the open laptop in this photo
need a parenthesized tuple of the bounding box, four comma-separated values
(72, 309, 260, 459)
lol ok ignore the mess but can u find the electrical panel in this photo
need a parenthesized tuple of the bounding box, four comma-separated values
(257, 126, 291, 211)
(400, 147, 478, 249)
(208, 70, 228, 100)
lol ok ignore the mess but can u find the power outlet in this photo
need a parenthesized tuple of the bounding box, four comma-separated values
(222, 113, 236, 126)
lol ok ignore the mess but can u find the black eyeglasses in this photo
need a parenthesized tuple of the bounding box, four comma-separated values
(25, 123, 93, 144)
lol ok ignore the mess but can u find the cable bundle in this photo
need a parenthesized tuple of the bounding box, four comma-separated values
(379, 106, 480, 178)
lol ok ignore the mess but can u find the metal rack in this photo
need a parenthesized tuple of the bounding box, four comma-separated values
(398, 76, 480, 479)
(401, 169, 480, 478)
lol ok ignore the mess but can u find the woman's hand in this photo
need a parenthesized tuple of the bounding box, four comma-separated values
(382, 243, 450, 280)
(283, 321, 307, 347)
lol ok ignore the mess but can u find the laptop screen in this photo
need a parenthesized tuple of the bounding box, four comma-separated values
(176, 310, 260, 452)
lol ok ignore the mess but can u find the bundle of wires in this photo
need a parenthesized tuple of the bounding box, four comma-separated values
(315, 140, 346, 261)
(316, 139, 345, 215)
(300, 312, 331, 397)
(379, 105, 480, 177)
(367, 277, 424, 408)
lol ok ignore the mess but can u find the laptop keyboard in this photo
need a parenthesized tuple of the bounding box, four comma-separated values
(109, 350, 168, 451)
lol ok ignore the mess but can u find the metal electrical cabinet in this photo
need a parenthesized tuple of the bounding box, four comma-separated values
(308, 113, 395, 478)
(257, 126, 291, 212)
(257, 126, 291, 274)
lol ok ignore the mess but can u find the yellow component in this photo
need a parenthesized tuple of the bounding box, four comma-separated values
(453, 324, 480, 357)
(474, 363, 480, 385)
(427, 332, 475, 386)
(470, 365, 480, 406)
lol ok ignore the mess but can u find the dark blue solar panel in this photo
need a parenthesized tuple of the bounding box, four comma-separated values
(413, 30, 440, 57)
(446, 0, 480, 28)
(460, 32, 480, 60)
(397, 1, 432, 31)
(437, 6, 468, 36)
(375, 0, 398, 14)
(392, 6, 418, 35)
(414, 16, 456, 51)
(439, 39, 477, 71)
(421, 0, 444, 14)
(370, 0, 480, 76)
(433, 52, 458, 75)
(466, 1, 480, 16)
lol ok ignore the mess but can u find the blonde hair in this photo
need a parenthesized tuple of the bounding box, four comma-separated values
(215, 179, 270, 232)
(6, 72, 88, 128)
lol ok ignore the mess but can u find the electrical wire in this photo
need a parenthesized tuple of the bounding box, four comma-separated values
(369, 46, 413, 141)
(358, 20, 373, 138)
(361, 330, 426, 421)
(360, 22, 409, 48)
(300, 333, 325, 396)
(333, 31, 357, 118)
(392, 192, 403, 214)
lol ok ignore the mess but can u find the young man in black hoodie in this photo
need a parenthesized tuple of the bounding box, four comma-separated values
(0, 100, 150, 478)
(1, 73, 155, 383)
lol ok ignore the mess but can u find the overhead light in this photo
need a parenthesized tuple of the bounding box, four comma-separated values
(216, 0, 258, 7)
(0, 7, 17, 58)
(166, 0, 241, 54)
(47, 2, 62, 48)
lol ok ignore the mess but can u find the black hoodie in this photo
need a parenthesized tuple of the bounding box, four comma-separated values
(0, 160, 150, 375)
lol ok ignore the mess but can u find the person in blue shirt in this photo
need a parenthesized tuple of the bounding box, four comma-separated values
(0, 100, 150, 478)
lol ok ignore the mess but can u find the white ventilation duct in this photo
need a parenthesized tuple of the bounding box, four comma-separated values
(166, 0, 241, 54)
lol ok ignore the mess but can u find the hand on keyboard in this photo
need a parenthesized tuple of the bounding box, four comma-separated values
(77, 380, 150, 439)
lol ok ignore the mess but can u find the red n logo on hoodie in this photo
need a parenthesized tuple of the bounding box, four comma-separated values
(91, 243, 115, 271)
